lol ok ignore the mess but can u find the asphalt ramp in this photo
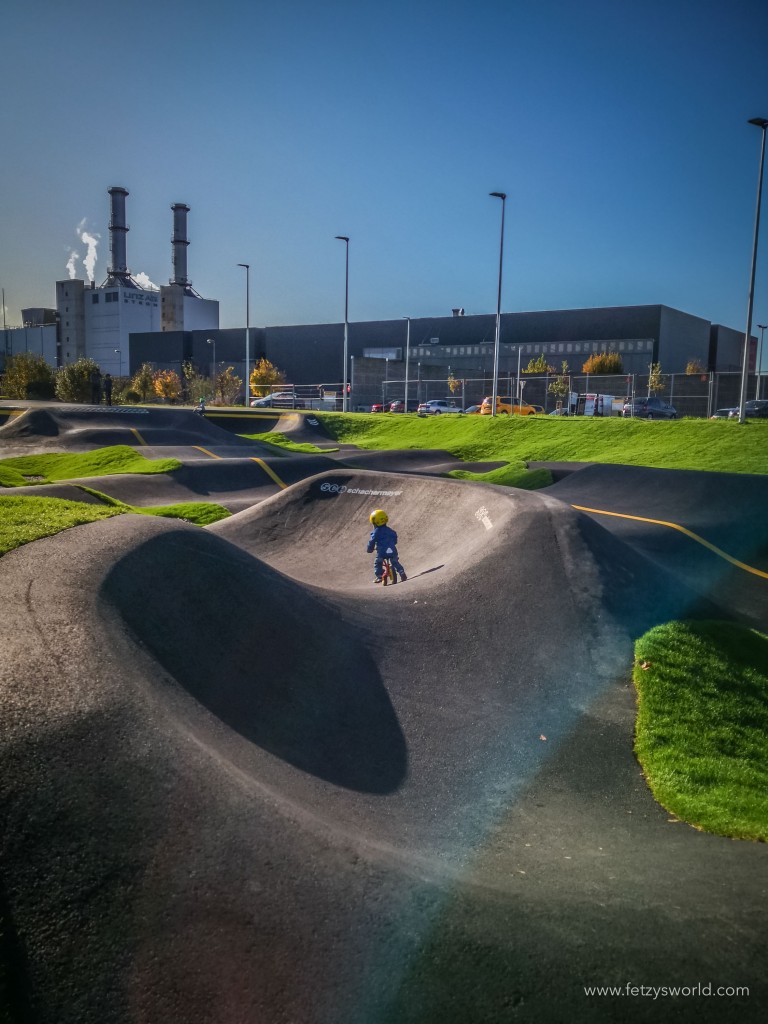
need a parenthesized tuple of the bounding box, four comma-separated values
(0, 466, 766, 1021)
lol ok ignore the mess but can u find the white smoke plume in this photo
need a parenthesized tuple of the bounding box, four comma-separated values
(66, 250, 80, 279)
(133, 272, 160, 291)
(76, 219, 100, 282)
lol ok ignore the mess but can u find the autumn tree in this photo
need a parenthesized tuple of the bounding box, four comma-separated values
(685, 359, 707, 375)
(548, 361, 571, 407)
(54, 357, 100, 403)
(523, 354, 555, 374)
(3, 352, 55, 399)
(582, 352, 623, 374)
(215, 367, 243, 406)
(152, 369, 182, 402)
(249, 358, 286, 399)
(131, 363, 156, 402)
(648, 362, 665, 395)
(182, 360, 209, 404)
(447, 371, 461, 395)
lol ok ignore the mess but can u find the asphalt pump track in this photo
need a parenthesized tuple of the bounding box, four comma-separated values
(0, 406, 767, 1023)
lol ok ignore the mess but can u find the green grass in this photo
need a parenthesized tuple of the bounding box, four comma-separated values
(75, 486, 231, 526)
(313, 412, 768, 477)
(0, 446, 181, 487)
(0, 490, 230, 556)
(634, 621, 768, 841)
(0, 495, 122, 555)
(241, 432, 339, 453)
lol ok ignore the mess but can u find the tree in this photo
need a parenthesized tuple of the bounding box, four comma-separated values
(648, 362, 665, 395)
(249, 358, 285, 399)
(447, 371, 461, 395)
(686, 358, 707, 375)
(215, 367, 243, 406)
(582, 352, 623, 374)
(131, 363, 155, 402)
(548, 361, 571, 407)
(152, 369, 182, 402)
(55, 357, 100, 403)
(523, 354, 555, 374)
(3, 352, 55, 399)
(182, 360, 209, 404)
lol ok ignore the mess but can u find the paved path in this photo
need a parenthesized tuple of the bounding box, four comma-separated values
(0, 406, 766, 1023)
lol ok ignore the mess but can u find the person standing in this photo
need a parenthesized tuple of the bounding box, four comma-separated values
(103, 373, 113, 406)
(89, 368, 102, 405)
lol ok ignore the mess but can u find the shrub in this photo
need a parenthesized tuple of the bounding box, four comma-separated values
(54, 357, 100, 403)
(582, 352, 623, 374)
(2, 353, 55, 400)
(152, 369, 182, 402)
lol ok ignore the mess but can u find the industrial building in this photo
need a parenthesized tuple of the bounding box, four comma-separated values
(1, 186, 219, 377)
(0, 183, 756, 410)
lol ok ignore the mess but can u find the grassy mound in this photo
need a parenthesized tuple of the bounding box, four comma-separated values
(0, 446, 181, 487)
(313, 412, 768, 476)
(634, 620, 768, 841)
(0, 495, 122, 555)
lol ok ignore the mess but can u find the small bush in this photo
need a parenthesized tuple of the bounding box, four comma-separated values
(3, 353, 55, 400)
(55, 358, 100, 403)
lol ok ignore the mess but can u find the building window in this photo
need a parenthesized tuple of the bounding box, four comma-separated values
(92, 293, 99, 304)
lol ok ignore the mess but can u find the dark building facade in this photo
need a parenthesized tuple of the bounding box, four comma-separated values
(129, 304, 754, 396)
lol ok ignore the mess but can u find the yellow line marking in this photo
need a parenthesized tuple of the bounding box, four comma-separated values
(192, 446, 221, 459)
(130, 427, 147, 446)
(250, 457, 288, 489)
(571, 504, 768, 580)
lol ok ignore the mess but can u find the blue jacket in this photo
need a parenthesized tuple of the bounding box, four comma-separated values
(367, 524, 398, 554)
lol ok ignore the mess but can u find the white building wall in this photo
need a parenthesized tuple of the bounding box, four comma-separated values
(183, 295, 219, 330)
(57, 279, 86, 363)
(84, 285, 160, 376)
(1, 325, 58, 365)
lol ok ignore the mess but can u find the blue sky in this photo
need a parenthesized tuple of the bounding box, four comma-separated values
(1, 0, 767, 337)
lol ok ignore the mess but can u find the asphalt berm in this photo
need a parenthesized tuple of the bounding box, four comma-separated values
(0, 404, 766, 1023)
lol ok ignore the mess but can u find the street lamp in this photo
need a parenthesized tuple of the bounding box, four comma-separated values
(114, 348, 122, 377)
(738, 117, 768, 423)
(207, 337, 216, 381)
(335, 235, 350, 412)
(489, 191, 507, 417)
(756, 323, 767, 400)
(402, 316, 411, 411)
(237, 263, 250, 406)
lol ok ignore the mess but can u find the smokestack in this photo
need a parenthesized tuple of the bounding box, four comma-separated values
(170, 203, 190, 288)
(107, 186, 133, 286)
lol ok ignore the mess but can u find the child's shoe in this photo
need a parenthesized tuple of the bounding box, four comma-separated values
(399, 571, 408, 582)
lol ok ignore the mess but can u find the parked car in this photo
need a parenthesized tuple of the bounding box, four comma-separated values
(480, 396, 537, 416)
(371, 402, 384, 413)
(710, 408, 737, 419)
(549, 408, 570, 416)
(728, 400, 768, 419)
(417, 399, 462, 415)
(464, 405, 482, 415)
(622, 397, 677, 419)
(251, 392, 304, 408)
(389, 400, 405, 413)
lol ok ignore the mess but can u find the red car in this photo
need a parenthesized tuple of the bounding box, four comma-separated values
(389, 400, 405, 413)
(371, 403, 384, 413)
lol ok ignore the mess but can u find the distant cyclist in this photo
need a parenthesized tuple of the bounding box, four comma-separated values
(367, 509, 407, 584)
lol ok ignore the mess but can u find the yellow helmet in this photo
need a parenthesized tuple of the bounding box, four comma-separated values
(369, 509, 388, 526)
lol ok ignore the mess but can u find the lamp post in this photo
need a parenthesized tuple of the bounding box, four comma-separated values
(335, 235, 350, 412)
(402, 316, 411, 411)
(114, 348, 122, 377)
(489, 191, 507, 417)
(756, 323, 767, 400)
(207, 337, 216, 385)
(738, 117, 768, 423)
(237, 263, 250, 406)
